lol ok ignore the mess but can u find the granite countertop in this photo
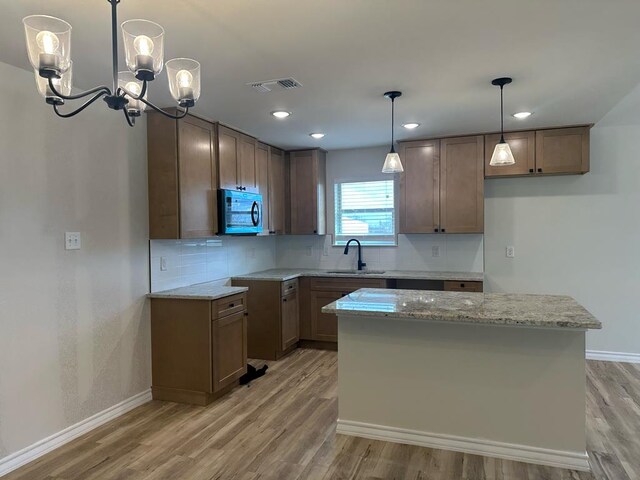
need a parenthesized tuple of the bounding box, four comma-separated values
(322, 288, 602, 330)
(231, 268, 483, 282)
(148, 282, 248, 300)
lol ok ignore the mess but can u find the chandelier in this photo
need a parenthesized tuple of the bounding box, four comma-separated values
(23, 0, 201, 126)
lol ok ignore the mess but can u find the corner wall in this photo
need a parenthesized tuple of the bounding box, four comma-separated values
(0, 61, 150, 459)
(484, 85, 640, 355)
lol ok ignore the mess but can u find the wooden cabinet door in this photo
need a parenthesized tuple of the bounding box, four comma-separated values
(535, 127, 590, 175)
(178, 116, 218, 238)
(239, 134, 257, 192)
(218, 125, 240, 190)
(268, 147, 286, 234)
(484, 131, 536, 177)
(256, 143, 270, 234)
(290, 150, 319, 234)
(440, 135, 484, 233)
(212, 311, 247, 392)
(310, 291, 343, 342)
(281, 291, 299, 350)
(399, 140, 440, 233)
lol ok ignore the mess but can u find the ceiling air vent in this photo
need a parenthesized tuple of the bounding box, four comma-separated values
(247, 77, 302, 93)
(277, 78, 302, 89)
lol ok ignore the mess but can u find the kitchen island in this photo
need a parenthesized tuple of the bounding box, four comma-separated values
(322, 288, 601, 471)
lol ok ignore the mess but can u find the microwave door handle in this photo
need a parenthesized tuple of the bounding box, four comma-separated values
(251, 201, 260, 226)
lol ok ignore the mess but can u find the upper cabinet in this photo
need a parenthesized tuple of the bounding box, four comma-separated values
(147, 112, 218, 239)
(440, 136, 484, 233)
(289, 149, 327, 235)
(268, 147, 287, 235)
(399, 136, 484, 234)
(485, 126, 590, 178)
(399, 140, 440, 233)
(218, 125, 258, 192)
(255, 142, 270, 234)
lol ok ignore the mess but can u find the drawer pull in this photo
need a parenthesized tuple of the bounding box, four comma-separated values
(460, 283, 465, 288)
(229, 303, 235, 307)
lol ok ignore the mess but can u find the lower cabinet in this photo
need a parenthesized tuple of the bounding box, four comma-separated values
(301, 277, 388, 346)
(150, 293, 248, 405)
(231, 278, 299, 360)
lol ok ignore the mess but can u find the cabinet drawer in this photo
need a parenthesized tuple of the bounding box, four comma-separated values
(444, 281, 483, 292)
(214, 293, 246, 319)
(309, 277, 387, 292)
(281, 279, 298, 296)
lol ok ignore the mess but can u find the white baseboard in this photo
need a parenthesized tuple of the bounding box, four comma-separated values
(0, 389, 152, 477)
(337, 419, 590, 472)
(586, 350, 640, 364)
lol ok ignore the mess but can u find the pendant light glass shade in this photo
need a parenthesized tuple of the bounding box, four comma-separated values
(23, 15, 72, 76)
(121, 19, 165, 79)
(382, 151, 403, 173)
(490, 141, 515, 166)
(166, 58, 201, 107)
(118, 71, 147, 116)
(35, 61, 72, 103)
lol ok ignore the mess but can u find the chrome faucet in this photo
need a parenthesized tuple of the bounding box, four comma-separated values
(344, 238, 366, 271)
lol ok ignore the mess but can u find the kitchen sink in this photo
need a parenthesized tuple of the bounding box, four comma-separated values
(327, 270, 386, 275)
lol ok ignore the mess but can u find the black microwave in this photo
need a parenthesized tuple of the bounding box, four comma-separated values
(218, 189, 263, 235)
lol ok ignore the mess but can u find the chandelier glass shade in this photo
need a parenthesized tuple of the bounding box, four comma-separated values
(23, 0, 201, 126)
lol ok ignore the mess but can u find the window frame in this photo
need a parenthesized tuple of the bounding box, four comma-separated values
(332, 177, 398, 247)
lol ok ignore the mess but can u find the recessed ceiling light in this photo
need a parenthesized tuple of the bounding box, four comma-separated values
(402, 123, 420, 129)
(512, 111, 532, 119)
(309, 133, 325, 139)
(271, 110, 291, 119)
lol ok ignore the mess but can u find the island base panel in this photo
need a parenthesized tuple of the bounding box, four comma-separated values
(337, 314, 589, 471)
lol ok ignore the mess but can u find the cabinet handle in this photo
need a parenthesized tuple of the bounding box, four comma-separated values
(537, 168, 543, 173)
(461, 283, 465, 288)
(434, 228, 438, 233)
(283, 298, 287, 302)
(441, 228, 446, 233)
(313, 230, 317, 234)
(529, 168, 534, 173)
(269, 230, 276, 234)
(229, 303, 235, 307)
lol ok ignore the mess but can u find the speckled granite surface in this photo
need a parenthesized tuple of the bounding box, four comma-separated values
(230, 268, 483, 282)
(322, 288, 602, 330)
(148, 283, 248, 300)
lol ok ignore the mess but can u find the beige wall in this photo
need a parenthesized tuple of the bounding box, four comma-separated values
(0, 61, 150, 458)
(485, 85, 640, 355)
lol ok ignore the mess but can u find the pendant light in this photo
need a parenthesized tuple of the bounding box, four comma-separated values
(490, 77, 516, 166)
(382, 91, 404, 173)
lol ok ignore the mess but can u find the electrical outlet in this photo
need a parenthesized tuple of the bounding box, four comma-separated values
(65, 232, 81, 250)
(160, 257, 167, 271)
(305, 246, 313, 256)
(506, 246, 515, 258)
(432, 245, 440, 258)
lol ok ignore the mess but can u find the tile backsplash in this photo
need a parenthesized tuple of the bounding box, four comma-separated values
(150, 234, 483, 292)
(150, 236, 277, 292)
(276, 234, 483, 272)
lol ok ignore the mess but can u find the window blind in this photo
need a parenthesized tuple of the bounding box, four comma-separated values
(334, 180, 396, 245)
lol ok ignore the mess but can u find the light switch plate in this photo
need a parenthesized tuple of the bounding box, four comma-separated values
(506, 246, 515, 258)
(160, 257, 167, 271)
(65, 232, 81, 250)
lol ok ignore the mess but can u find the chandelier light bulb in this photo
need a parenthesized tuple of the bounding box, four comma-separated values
(126, 81, 141, 95)
(133, 35, 154, 55)
(36, 31, 59, 54)
(177, 70, 193, 88)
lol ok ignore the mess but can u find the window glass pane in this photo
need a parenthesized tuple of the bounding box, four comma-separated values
(334, 180, 395, 245)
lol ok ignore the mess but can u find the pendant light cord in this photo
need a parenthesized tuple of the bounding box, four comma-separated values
(500, 85, 505, 144)
(390, 97, 395, 153)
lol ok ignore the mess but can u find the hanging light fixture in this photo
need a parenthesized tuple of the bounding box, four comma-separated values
(382, 91, 403, 173)
(490, 77, 515, 166)
(23, 0, 201, 126)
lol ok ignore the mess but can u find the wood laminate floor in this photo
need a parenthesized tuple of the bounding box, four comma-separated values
(4, 349, 640, 480)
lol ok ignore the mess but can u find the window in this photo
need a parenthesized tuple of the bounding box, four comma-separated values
(334, 179, 396, 246)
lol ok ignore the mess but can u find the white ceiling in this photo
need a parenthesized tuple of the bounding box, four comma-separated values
(3, 0, 640, 150)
